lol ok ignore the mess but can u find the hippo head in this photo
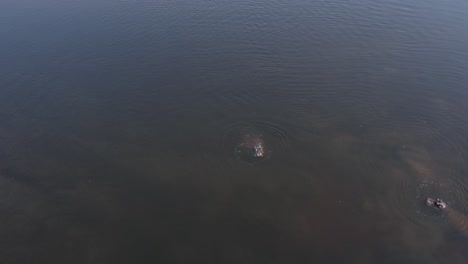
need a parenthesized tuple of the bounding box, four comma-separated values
(253, 144, 264, 158)
(426, 198, 447, 210)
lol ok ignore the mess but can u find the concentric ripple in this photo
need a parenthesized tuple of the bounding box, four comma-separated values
(391, 180, 468, 227)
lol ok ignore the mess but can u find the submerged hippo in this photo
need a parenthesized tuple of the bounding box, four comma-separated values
(234, 132, 268, 163)
(426, 198, 447, 210)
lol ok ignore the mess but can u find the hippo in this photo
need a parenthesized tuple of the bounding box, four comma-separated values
(234, 132, 268, 163)
(426, 198, 447, 210)
(425, 198, 468, 236)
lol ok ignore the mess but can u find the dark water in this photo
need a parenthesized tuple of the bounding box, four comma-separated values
(1, 0, 468, 263)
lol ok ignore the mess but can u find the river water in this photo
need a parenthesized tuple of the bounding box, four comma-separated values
(1, 0, 468, 263)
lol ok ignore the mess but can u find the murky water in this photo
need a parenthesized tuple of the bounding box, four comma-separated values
(1, 0, 468, 263)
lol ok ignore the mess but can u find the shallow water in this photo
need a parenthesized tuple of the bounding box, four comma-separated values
(1, 0, 468, 263)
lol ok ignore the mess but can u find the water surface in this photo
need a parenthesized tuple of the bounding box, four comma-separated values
(1, 0, 468, 263)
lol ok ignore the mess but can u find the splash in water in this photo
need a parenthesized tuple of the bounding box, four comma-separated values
(234, 131, 269, 163)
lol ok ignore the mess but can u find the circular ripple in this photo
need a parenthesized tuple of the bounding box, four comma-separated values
(391, 180, 467, 227)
